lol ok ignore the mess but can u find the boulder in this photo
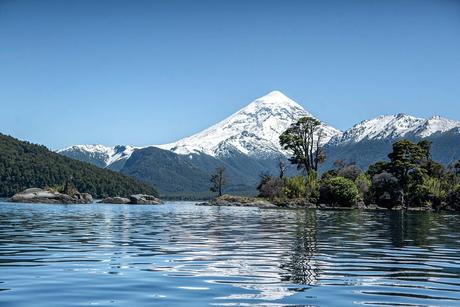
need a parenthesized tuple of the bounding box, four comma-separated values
(129, 194, 163, 205)
(9, 188, 93, 204)
(98, 197, 131, 204)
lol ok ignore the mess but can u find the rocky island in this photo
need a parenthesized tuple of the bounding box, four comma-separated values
(98, 194, 163, 205)
(9, 188, 93, 204)
(8, 188, 162, 205)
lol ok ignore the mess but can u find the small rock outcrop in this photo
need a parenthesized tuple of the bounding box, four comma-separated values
(9, 188, 93, 204)
(98, 197, 131, 204)
(129, 194, 163, 205)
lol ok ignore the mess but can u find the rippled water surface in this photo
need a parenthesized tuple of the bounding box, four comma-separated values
(1, 201, 460, 306)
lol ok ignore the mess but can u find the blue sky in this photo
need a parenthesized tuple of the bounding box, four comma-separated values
(1, 0, 459, 149)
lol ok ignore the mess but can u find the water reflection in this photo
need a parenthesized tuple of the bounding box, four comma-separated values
(0, 202, 459, 306)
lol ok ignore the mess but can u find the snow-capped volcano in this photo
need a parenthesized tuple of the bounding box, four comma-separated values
(329, 114, 460, 145)
(157, 90, 341, 157)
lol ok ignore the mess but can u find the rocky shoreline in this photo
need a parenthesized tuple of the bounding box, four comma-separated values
(8, 188, 162, 205)
(197, 195, 446, 211)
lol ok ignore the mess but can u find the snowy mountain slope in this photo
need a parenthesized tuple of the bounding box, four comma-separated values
(329, 114, 460, 145)
(156, 90, 341, 158)
(412, 116, 460, 138)
(58, 144, 136, 169)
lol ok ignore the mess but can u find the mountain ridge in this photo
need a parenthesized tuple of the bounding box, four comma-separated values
(57, 90, 460, 196)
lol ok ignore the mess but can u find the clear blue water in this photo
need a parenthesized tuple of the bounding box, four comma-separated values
(0, 201, 459, 307)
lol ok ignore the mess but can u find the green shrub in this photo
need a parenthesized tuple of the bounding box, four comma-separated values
(305, 171, 320, 202)
(355, 173, 371, 203)
(319, 177, 360, 207)
(410, 177, 448, 208)
(282, 176, 306, 199)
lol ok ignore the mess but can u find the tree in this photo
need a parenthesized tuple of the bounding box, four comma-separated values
(387, 140, 430, 190)
(367, 140, 439, 208)
(278, 159, 287, 179)
(210, 166, 227, 196)
(279, 117, 325, 175)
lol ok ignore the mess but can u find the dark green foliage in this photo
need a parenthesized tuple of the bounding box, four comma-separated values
(447, 186, 460, 211)
(370, 172, 403, 208)
(368, 140, 460, 209)
(387, 140, 430, 191)
(0, 134, 157, 198)
(280, 116, 326, 174)
(319, 177, 360, 207)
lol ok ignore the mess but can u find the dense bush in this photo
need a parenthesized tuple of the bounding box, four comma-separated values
(0, 134, 158, 198)
(257, 173, 284, 200)
(319, 177, 359, 207)
(355, 173, 371, 202)
(282, 176, 307, 199)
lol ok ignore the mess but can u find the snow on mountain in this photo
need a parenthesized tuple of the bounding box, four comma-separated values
(329, 113, 460, 145)
(156, 90, 341, 158)
(57, 90, 460, 170)
(413, 116, 460, 138)
(58, 144, 136, 168)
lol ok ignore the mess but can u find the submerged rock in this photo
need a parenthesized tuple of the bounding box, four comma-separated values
(9, 188, 93, 204)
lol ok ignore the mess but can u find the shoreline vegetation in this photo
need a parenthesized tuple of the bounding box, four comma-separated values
(205, 117, 460, 212)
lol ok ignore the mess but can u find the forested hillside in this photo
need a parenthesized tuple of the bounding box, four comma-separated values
(0, 134, 158, 198)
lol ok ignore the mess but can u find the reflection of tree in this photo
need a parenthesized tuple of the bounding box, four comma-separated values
(280, 210, 320, 285)
(388, 211, 436, 247)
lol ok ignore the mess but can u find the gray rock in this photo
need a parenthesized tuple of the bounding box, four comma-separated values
(98, 197, 131, 204)
(9, 188, 92, 204)
(129, 194, 163, 205)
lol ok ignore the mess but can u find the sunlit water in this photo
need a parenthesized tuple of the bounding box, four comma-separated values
(0, 201, 459, 306)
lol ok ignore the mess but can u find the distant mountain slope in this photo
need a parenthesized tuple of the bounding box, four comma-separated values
(0, 134, 157, 198)
(323, 115, 460, 170)
(120, 146, 292, 198)
(329, 114, 460, 145)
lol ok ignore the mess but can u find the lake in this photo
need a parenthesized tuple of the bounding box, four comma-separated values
(0, 201, 459, 306)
